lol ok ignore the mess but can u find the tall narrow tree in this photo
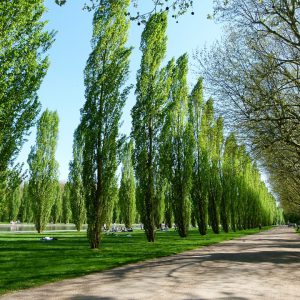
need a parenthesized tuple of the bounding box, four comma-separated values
(189, 78, 209, 235)
(69, 130, 86, 231)
(191, 99, 213, 235)
(27, 110, 59, 233)
(131, 12, 168, 242)
(62, 182, 72, 224)
(163, 54, 193, 237)
(208, 115, 223, 234)
(102, 176, 118, 228)
(2, 169, 22, 222)
(19, 182, 33, 223)
(0, 1, 54, 201)
(222, 133, 238, 232)
(79, 0, 132, 248)
(119, 140, 136, 228)
(51, 182, 62, 224)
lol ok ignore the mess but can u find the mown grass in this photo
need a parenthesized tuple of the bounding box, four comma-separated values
(0, 226, 271, 295)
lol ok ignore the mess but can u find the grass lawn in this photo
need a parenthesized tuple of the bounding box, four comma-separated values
(0, 226, 271, 295)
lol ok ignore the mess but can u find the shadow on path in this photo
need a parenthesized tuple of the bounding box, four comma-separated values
(2, 226, 300, 300)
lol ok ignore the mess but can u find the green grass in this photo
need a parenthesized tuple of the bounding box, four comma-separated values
(0, 227, 271, 295)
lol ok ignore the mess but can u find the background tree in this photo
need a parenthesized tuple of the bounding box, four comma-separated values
(164, 182, 174, 229)
(131, 12, 168, 242)
(0, 0, 54, 206)
(189, 78, 209, 235)
(0, 169, 22, 222)
(208, 115, 223, 234)
(222, 133, 239, 232)
(119, 140, 136, 228)
(51, 182, 63, 224)
(61, 182, 72, 224)
(7, 185, 22, 222)
(162, 54, 193, 237)
(235, 146, 250, 230)
(69, 130, 86, 231)
(19, 182, 34, 223)
(79, 0, 132, 248)
(102, 177, 119, 229)
(155, 59, 175, 229)
(112, 195, 121, 224)
(27, 110, 59, 233)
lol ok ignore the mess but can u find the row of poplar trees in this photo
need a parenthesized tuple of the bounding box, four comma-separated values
(3, 1, 280, 247)
(70, 1, 280, 248)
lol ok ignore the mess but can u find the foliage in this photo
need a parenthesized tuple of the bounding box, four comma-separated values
(196, 0, 300, 214)
(27, 110, 59, 233)
(19, 182, 34, 223)
(51, 182, 63, 224)
(222, 133, 238, 232)
(131, 12, 168, 242)
(79, 0, 132, 248)
(7, 185, 22, 222)
(207, 114, 223, 234)
(55, 0, 195, 23)
(0, 169, 22, 222)
(162, 54, 193, 237)
(61, 182, 72, 224)
(119, 140, 136, 228)
(129, 0, 194, 23)
(0, 0, 54, 193)
(68, 130, 86, 231)
(102, 176, 119, 228)
(189, 78, 208, 235)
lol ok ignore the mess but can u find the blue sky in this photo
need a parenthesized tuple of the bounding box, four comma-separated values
(17, 0, 222, 181)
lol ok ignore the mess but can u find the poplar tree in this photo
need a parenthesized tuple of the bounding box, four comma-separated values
(222, 133, 238, 232)
(0, 1, 54, 193)
(2, 170, 22, 222)
(208, 116, 223, 234)
(61, 182, 72, 224)
(192, 99, 214, 235)
(102, 176, 118, 228)
(189, 78, 209, 235)
(163, 54, 193, 237)
(19, 182, 33, 223)
(119, 141, 136, 228)
(112, 196, 121, 224)
(69, 130, 86, 231)
(27, 110, 59, 233)
(236, 145, 250, 230)
(5, 185, 22, 222)
(164, 182, 173, 228)
(51, 182, 62, 223)
(156, 59, 175, 229)
(80, 0, 131, 248)
(132, 12, 168, 242)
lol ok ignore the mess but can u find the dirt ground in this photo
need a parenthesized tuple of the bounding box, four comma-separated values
(2, 226, 300, 300)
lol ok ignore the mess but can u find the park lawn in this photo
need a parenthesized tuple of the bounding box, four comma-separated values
(0, 227, 271, 295)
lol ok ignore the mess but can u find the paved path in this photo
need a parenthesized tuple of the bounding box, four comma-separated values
(2, 227, 300, 300)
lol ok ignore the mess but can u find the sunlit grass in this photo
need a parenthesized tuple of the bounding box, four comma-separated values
(0, 226, 271, 295)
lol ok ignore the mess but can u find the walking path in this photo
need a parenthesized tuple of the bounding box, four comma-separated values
(2, 226, 300, 299)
